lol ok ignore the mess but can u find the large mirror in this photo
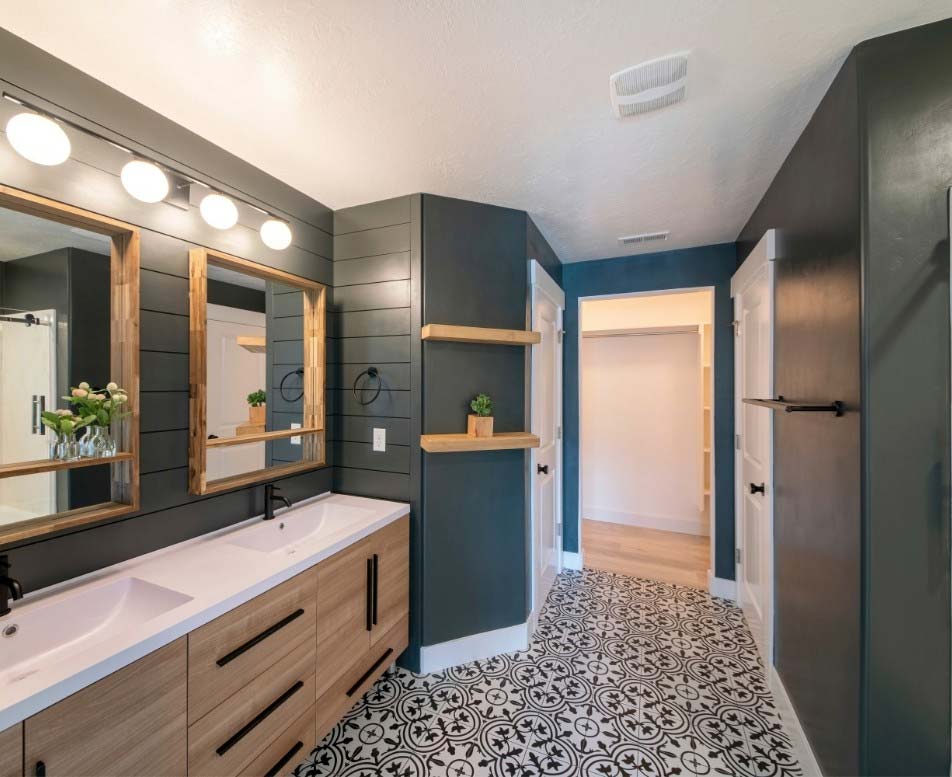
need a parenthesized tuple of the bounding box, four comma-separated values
(188, 247, 326, 494)
(0, 185, 139, 545)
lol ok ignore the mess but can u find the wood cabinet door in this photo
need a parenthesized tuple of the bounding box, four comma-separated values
(24, 638, 187, 777)
(315, 534, 373, 698)
(0, 724, 22, 777)
(370, 516, 409, 647)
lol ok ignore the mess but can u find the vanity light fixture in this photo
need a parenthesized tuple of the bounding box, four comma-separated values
(260, 218, 292, 250)
(200, 192, 239, 230)
(5, 112, 71, 166)
(120, 159, 170, 203)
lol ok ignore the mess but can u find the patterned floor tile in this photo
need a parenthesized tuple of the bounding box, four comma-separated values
(294, 569, 802, 777)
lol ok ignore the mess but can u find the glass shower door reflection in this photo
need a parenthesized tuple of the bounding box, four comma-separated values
(0, 308, 57, 525)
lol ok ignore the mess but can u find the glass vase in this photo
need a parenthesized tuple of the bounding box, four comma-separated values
(50, 431, 79, 461)
(80, 425, 117, 458)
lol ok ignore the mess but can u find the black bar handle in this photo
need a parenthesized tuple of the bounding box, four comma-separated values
(537, 464, 549, 475)
(216, 680, 304, 756)
(346, 648, 394, 697)
(365, 558, 373, 632)
(749, 482, 766, 495)
(216, 609, 305, 667)
(372, 554, 379, 626)
(35, 762, 45, 777)
(264, 741, 304, 777)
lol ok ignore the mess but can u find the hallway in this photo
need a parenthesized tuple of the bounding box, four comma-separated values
(582, 520, 710, 589)
(296, 569, 801, 777)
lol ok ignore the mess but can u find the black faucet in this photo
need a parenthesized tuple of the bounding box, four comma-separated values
(264, 484, 292, 520)
(0, 555, 23, 617)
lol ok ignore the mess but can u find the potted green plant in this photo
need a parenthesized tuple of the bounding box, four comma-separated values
(468, 393, 494, 438)
(247, 389, 266, 426)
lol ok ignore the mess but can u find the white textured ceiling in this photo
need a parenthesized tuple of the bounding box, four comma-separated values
(1, 1, 950, 262)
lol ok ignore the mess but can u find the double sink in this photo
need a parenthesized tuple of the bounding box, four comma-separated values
(0, 498, 375, 695)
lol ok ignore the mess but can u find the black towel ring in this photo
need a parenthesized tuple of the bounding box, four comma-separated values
(352, 366, 381, 406)
(279, 368, 305, 403)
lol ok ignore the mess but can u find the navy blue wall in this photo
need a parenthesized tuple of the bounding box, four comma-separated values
(562, 243, 737, 579)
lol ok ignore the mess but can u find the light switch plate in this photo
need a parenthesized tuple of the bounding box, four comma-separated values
(373, 427, 386, 452)
(291, 422, 302, 445)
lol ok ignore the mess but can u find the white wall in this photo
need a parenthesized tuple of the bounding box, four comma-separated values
(581, 331, 704, 535)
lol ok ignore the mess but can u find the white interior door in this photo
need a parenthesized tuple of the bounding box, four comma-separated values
(732, 232, 775, 667)
(530, 261, 564, 630)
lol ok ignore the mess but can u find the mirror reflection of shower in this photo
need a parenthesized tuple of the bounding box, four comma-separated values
(0, 307, 57, 525)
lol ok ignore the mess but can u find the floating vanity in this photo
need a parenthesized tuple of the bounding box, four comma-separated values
(0, 492, 409, 777)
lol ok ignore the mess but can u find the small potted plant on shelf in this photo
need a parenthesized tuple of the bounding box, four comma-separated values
(468, 393, 494, 438)
(247, 389, 267, 426)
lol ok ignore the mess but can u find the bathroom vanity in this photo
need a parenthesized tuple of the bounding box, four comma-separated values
(0, 493, 409, 777)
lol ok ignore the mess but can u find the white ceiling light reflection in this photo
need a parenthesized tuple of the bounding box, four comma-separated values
(5, 113, 71, 165)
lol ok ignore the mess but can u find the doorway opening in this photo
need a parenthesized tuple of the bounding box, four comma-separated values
(578, 287, 715, 589)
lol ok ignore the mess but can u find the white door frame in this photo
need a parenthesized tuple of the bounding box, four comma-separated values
(731, 229, 776, 667)
(576, 286, 716, 583)
(528, 260, 564, 633)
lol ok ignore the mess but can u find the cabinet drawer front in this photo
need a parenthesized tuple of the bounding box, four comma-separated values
(238, 705, 315, 777)
(189, 568, 317, 724)
(315, 616, 408, 743)
(0, 724, 22, 777)
(189, 640, 316, 777)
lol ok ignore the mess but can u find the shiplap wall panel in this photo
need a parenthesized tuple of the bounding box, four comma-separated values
(330, 198, 414, 501)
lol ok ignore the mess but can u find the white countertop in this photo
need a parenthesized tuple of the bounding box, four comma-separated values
(0, 492, 409, 730)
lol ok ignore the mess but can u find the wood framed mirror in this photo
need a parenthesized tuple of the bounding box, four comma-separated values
(188, 247, 326, 495)
(0, 185, 139, 546)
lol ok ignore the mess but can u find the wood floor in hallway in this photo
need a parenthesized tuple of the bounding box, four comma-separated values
(582, 519, 710, 589)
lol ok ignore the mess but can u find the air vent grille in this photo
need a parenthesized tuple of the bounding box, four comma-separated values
(618, 231, 670, 246)
(610, 52, 689, 118)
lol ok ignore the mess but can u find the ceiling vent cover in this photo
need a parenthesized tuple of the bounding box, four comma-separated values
(610, 52, 689, 118)
(618, 231, 670, 246)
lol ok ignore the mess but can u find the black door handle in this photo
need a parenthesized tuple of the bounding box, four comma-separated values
(749, 482, 765, 495)
(537, 464, 549, 475)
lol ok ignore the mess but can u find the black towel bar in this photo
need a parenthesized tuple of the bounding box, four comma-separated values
(742, 396, 844, 416)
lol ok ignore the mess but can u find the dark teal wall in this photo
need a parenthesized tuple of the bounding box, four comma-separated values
(561, 243, 737, 579)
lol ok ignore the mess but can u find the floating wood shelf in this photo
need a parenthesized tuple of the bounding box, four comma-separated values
(236, 335, 266, 353)
(743, 397, 844, 416)
(207, 426, 322, 448)
(0, 451, 134, 481)
(420, 432, 540, 453)
(422, 324, 541, 346)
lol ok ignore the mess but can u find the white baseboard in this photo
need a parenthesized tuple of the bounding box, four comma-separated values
(708, 571, 737, 601)
(419, 622, 529, 674)
(562, 550, 584, 570)
(584, 507, 709, 537)
(770, 667, 823, 776)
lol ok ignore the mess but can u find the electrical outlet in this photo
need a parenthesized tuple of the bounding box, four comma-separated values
(373, 427, 386, 452)
(291, 422, 301, 445)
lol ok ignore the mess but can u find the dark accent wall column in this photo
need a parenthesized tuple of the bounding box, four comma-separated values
(857, 20, 952, 776)
(738, 56, 862, 776)
(560, 245, 737, 577)
(421, 195, 533, 647)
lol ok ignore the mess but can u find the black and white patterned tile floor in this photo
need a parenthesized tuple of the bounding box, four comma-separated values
(294, 569, 802, 777)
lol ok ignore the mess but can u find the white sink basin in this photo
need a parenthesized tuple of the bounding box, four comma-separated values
(0, 577, 192, 688)
(227, 502, 375, 553)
